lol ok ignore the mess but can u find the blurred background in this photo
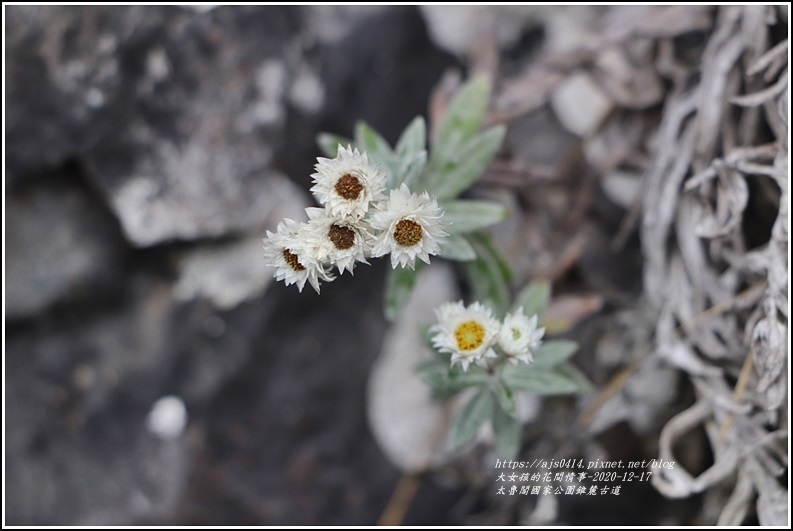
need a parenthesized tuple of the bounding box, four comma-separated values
(5, 5, 788, 526)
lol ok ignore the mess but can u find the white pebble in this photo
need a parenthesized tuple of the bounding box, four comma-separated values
(146, 395, 188, 440)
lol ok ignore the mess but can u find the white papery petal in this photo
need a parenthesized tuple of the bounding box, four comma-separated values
(429, 301, 501, 371)
(310, 145, 387, 219)
(498, 308, 545, 364)
(262, 218, 334, 293)
(370, 184, 448, 270)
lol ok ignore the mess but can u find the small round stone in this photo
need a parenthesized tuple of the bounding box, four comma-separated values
(334, 173, 364, 200)
(454, 320, 486, 351)
(328, 224, 355, 250)
(282, 249, 305, 271)
(393, 219, 423, 247)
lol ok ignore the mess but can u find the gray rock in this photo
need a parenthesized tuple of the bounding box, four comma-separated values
(5, 272, 183, 524)
(190, 264, 397, 526)
(419, 6, 542, 56)
(6, 172, 125, 319)
(303, 5, 390, 44)
(172, 175, 310, 310)
(6, 5, 305, 246)
(7, 6, 455, 248)
(4, 268, 280, 524)
(367, 263, 460, 473)
(551, 72, 614, 137)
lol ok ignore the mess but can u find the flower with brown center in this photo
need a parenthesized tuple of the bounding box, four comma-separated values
(369, 184, 448, 269)
(303, 207, 372, 274)
(310, 145, 387, 219)
(262, 218, 334, 293)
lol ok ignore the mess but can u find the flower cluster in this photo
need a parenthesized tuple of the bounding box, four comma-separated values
(430, 301, 545, 371)
(263, 145, 448, 293)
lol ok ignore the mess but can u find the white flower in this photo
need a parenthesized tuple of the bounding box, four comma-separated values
(430, 301, 501, 371)
(303, 207, 372, 275)
(498, 308, 545, 365)
(262, 218, 334, 293)
(310, 144, 387, 219)
(369, 183, 448, 269)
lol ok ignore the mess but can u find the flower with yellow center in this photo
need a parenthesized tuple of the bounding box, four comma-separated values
(430, 301, 500, 371)
(498, 308, 544, 365)
(310, 145, 387, 219)
(369, 183, 448, 269)
(302, 207, 372, 275)
(262, 218, 335, 293)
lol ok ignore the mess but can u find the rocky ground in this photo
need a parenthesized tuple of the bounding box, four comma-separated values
(5, 5, 788, 526)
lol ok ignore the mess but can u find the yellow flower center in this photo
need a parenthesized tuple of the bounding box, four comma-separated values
(454, 320, 486, 351)
(393, 219, 423, 247)
(282, 249, 305, 271)
(328, 224, 355, 250)
(334, 173, 364, 200)
(512, 328, 522, 341)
